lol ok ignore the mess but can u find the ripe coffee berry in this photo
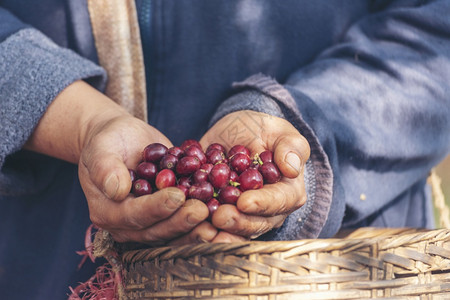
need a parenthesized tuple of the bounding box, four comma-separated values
(206, 149, 226, 165)
(129, 141, 283, 221)
(159, 154, 178, 170)
(259, 150, 274, 163)
(209, 163, 231, 189)
(143, 143, 168, 163)
(167, 146, 184, 158)
(193, 168, 209, 184)
(132, 179, 152, 196)
(228, 144, 251, 158)
(238, 168, 264, 191)
(188, 182, 214, 202)
(229, 153, 251, 174)
(218, 185, 241, 205)
(259, 161, 281, 184)
(206, 143, 226, 154)
(155, 169, 176, 190)
(180, 139, 202, 151)
(184, 145, 207, 165)
(136, 162, 158, 181)
(176, 156, 201, 175)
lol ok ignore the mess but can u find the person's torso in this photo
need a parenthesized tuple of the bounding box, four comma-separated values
(1, 0, 374, 144)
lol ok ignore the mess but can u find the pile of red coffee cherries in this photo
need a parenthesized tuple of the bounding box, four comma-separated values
(129, 140, 282, 219)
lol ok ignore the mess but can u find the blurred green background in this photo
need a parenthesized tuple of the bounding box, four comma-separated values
(434, 155, 450, 228)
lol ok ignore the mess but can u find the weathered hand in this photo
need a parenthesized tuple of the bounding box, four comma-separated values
(25, 80, 218, 245)
(78, 114, 219, 245)
(74, 92, 217, 245)
(200, 110, 310, 242)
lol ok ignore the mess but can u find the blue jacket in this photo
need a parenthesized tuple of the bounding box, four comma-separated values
(1, 1, 449, 299)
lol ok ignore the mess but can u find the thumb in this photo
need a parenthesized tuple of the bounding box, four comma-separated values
(81, 150, 132, 201)
(273, 134, 310, 178)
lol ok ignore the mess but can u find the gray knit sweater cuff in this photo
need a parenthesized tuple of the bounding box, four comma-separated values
(0, 28, 106, 167)
(210, 74, 333, 240)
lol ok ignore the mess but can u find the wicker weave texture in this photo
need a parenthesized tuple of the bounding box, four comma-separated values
(120, 228, 450, 299)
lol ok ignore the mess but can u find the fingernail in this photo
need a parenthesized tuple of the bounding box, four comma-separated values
(165, 189, 184, 209)
(250, 231, 264, 240)
(285, 152, 302, 174)
(221, 218, 235, 229)
(197, 237, 210, 243)
(104, 174, 119, 199)
(186, 213, 201, 226)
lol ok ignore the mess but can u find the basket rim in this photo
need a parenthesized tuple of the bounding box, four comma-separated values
(120, 227, 450, 263)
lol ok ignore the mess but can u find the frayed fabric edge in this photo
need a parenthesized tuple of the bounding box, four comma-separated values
(68, 226, 124, 300)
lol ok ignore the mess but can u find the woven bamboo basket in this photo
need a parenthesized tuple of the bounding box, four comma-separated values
(120, 228, 450, 299)
(113, 171, 450, 300)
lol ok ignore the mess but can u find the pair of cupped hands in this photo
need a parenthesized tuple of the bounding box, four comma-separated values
(43, 81, 310, 246)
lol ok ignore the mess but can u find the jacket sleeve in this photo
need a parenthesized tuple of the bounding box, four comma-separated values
(0, 7, 106, 194)
(210, 0, 450, 239)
